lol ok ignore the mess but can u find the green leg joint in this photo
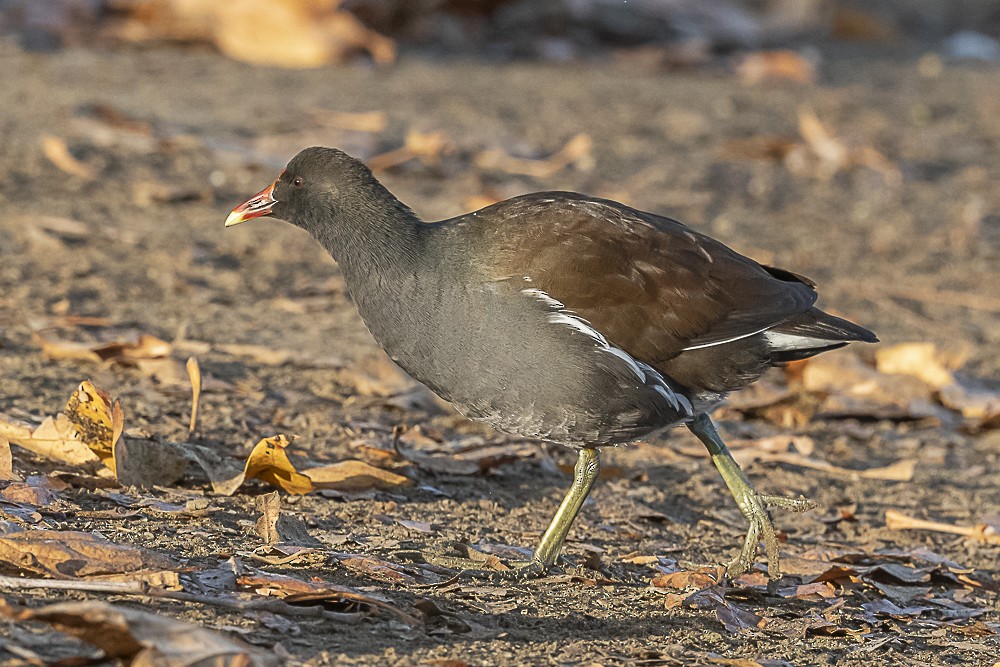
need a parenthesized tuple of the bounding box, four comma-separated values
(531, 447, 602, 571)
(687, 413, 814, 579)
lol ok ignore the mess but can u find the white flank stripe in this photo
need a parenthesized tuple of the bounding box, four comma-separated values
(641, 361, 692, 415)
(522, 288, 692, 415)
(549, 312, 608, 346)
(681, 326, 771, 351)
(604, 346, 646, 382)
(763, 330, 839, 351)
(522, 288, 564, 310)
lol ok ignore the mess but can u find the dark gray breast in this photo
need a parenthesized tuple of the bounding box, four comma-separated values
(353, 249, 693, 446)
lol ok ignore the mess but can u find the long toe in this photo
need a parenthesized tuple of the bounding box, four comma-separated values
(760, 494, 816, 512)
(729, 491, 815, 579)
(729, 515, 764, 577)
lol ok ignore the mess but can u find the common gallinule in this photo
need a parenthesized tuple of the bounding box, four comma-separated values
(227, 147, 877, 579)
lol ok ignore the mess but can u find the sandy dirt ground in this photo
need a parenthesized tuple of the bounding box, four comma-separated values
(0, 38, 998, 666)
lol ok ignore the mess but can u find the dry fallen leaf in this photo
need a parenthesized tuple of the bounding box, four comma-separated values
(113, 438, 188, 488)
(777, 581, 838, 600)
(35, 332, 173, 364)
(368, 129, 451, 171)
(255, 491, 282, 545)
(733, 448, 916, 482)
(244, 435, 314, 494)
(2, 382, 186, 485)
(240, 569, 418, 624)
(939, 381, 1000, 428)
(792, 107, 901, 184)
(310, 109, 387, 133)
(651, 566, 725, 590)
(110, 0, 394, 69)
(41, 135, 95, 180)
(254, 491, 323, 556)
(0, 529, 178, 578)
(0, 437, 13, 481)
(716, 602, 768, 634)
(0, 412, 100, 466)
(885, 509, 1000, 545)
(801, 352, 940, 421)
(832, 6, 898, 41)
(395, 434, 537, 477)
(796, 108, 849, 176)
(186, 444, 247, 496)
(64, 381, 123, 467)
(875, 342, 961, 390)
(858, 458, 917, 482)
(305, 459, 410, 491)
(722, 135, 798, 161)
(201, 436, 317, 496)
(724, 108, 899, 185)
(777, 555, 857, 580)
(736, 50, 817, 84)
(474, 133, 594, 179)
(339, 555, 426, 585)
(0, 475, 65, 506)
(2, 600, 276, 666)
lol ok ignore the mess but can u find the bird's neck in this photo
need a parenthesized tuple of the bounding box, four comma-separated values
(310, 186, 428, 342)
(314, 185, 423, 281)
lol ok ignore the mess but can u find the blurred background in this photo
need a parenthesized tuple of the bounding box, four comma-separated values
(3, 0, 1000, 64)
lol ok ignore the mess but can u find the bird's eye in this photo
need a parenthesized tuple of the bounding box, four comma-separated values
(292, 177, 304, 188)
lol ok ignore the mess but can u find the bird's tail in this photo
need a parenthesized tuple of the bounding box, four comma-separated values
(764, 308, 877, 363)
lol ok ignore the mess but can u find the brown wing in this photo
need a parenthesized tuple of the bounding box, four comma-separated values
(466, 192, 817, 367)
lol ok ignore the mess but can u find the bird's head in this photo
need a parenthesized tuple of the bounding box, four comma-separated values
(225, 147, 380, 235)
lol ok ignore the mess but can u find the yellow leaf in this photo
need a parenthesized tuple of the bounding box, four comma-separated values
(63, 381, 123, 468)
(244, 435, 313, 494)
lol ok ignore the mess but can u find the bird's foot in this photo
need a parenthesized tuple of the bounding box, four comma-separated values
(729, 491, 815, 579)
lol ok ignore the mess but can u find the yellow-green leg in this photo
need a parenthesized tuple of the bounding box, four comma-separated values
(530, 446, 601, 571)
(687, 413, 814, 579)
(420, 447, 601, 580)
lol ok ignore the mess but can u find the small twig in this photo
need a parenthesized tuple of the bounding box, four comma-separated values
(0, 575, 363, 623)
(731, 449, 916, 482)
(885, 509, 1000, 545)
(186, 356, 202, 436)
